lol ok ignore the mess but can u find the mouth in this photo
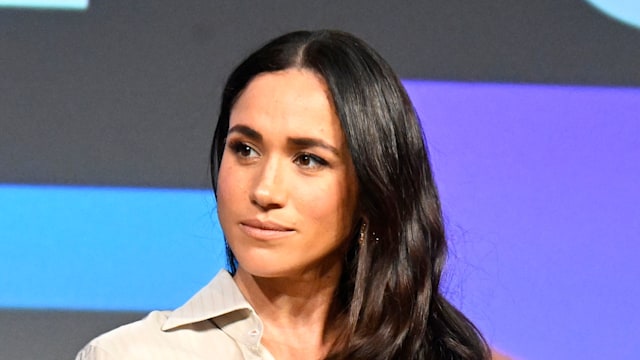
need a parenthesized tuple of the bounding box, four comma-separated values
(239, 219, 295, 240)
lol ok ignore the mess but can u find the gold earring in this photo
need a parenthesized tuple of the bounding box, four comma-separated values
(359, 221, 367, 245)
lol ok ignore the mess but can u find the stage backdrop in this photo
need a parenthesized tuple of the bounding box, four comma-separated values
(1, 1, 639, 359)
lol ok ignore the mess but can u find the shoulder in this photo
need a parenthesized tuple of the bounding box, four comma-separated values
(76, 310, 249, 360)
(75, 311, 191, 359)
(76, 311, 168, 359)
(75, 270, 256, 360)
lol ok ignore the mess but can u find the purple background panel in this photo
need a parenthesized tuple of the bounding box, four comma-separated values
(404, 81, 640, 359)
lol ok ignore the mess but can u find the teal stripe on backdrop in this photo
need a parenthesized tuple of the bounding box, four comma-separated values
(0, 0, 88, 10)
(0, 185, 226, 311)
(585, 0, 640, 29)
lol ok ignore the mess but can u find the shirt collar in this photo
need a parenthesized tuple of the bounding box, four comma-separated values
(161, 269, 254, 331)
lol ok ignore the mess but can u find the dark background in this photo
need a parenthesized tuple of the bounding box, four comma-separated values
(2, 0, 639, 189)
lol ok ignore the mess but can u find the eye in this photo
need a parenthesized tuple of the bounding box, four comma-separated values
(229, 141, 259, 159)
(294, 153, 328, 170)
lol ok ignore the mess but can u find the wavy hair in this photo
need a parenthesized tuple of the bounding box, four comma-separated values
(210, 30, 489, 360)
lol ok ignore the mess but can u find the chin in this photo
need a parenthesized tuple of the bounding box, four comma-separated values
(237, 253, 344, 281)
(236, 261, 300, 279)
(231, 248, 296, 278)
(228, 237, 346, 280)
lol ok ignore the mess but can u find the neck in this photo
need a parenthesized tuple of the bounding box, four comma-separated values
(233, 264, 343, 359)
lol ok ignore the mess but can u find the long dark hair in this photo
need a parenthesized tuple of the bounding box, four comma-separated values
(210, 30, 489, 360)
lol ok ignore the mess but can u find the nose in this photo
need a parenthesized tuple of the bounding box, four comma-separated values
(250, 157, 287, 211)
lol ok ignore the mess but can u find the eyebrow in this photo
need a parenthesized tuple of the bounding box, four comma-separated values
(227, 125, 262, 141)
(288, 137, 340, 156)
(228, 124, 341, 156)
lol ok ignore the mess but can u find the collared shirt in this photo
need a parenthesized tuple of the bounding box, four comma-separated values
(76, 270, 276, 360)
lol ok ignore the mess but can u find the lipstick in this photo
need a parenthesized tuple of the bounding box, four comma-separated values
(239, 219, 295, 240)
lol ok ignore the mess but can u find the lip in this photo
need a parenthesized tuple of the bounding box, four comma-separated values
(239, 219, 295, 240)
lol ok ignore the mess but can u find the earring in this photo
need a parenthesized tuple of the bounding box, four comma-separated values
(359, 221, 367, 245)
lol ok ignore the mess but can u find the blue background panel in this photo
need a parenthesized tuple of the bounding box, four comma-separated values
(0, 186, 225, 310)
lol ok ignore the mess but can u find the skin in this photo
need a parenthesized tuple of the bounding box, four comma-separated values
(216, 68, 359, 359)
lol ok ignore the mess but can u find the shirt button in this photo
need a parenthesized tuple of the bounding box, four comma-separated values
(249, 329, 259, 337)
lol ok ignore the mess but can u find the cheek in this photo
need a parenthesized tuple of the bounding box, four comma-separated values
(216, 157, 243, 215)
(296, 177, 356, 230)
(216, 161, 230, 199)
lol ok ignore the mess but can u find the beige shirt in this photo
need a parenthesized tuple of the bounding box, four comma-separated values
(76, 270, 276, 360)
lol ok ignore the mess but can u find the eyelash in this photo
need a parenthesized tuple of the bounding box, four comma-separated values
(227, 140, 328, 170)
(293, 153, 328, 170)
(228, 140, 259, 159)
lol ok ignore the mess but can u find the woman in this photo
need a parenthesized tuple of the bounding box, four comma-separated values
(77, 30, 490, 360)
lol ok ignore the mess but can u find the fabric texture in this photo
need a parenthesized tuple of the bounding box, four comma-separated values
(75, 270, 275, 360)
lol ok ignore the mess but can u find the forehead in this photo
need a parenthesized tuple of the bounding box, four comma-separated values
(229, 69, 343, 142)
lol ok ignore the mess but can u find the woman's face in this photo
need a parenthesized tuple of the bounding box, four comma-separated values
(216, 69, 359, 279)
